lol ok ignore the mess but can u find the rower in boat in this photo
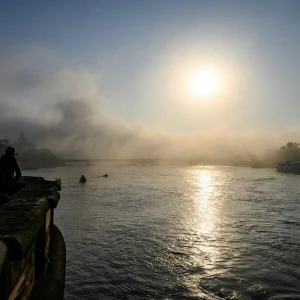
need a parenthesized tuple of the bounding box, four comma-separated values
(79, 174, 87, 183)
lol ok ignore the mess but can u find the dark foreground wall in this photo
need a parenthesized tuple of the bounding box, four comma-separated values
(0, 176, 66, 300)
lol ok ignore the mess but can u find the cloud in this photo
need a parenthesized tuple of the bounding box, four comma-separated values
(0, 97, 169, 159)
(1, 95, 298, 161)
(0, 52, 299, 162)
(0, 53, 173, 159)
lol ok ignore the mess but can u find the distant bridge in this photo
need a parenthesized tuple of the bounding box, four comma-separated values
(62, 158, 162, 166)
(62, 159, 117, 166)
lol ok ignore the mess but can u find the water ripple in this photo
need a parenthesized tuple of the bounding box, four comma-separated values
(24, 165, 300, 299)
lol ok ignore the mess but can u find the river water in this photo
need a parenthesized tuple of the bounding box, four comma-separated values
(24, 163, 300, 299)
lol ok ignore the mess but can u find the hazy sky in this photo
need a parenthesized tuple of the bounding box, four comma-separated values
(1, 0, 300, 157)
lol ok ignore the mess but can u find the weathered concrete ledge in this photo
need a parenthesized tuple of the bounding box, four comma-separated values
(0, 176, 66, 300)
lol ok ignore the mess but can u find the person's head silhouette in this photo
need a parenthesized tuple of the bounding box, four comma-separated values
(5, 147, 16, 156)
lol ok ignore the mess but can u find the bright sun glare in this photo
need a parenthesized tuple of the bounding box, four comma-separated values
(187, 70, 221, 99)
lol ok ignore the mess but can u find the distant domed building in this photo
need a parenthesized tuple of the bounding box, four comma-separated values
(13, 132, 36, 152)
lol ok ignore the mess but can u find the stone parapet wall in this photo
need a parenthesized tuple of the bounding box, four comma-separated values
(0, 176, 65, 300)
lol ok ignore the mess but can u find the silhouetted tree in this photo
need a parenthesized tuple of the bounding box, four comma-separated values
(278, 142, 300, 162)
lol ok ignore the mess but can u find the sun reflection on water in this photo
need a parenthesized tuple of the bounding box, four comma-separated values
(185, 167, 225, 285)
(193, 169, 217, 235)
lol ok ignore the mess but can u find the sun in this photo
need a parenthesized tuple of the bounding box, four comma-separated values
(187, 70, 221, 99)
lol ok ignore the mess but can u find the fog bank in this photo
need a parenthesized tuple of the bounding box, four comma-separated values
(0, 59, 299, 161)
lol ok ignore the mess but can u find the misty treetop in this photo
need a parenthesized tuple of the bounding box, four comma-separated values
(1, 137, 299, 169)
(0, 135, 64, 170)
(279, 142, 300, 162)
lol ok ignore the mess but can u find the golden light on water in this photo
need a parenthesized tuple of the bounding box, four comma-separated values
(187, 168, 224, 270)
(193, 169, 217, 234)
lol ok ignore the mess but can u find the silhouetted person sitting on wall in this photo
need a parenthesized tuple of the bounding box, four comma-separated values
(0, 147, 23, 197)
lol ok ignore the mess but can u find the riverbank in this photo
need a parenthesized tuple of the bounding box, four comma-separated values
(0, 176, 66, 299)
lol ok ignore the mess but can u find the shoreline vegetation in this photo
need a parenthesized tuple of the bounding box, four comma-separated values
(11, 149, 64, 170)
(0, 133, 64, 170)
(1, 134, 300, 170)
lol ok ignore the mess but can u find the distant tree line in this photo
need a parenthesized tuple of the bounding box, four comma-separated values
(278, 142, 300, 162)
(1, 138, 300, 169)
(18, 148, 64, 169)
(0, 139, 64, 169)
(249, 142, 300, 168)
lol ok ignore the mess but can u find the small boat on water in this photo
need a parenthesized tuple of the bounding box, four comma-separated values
(276, 161, 300, 173)
(79, 174, 87, 183)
